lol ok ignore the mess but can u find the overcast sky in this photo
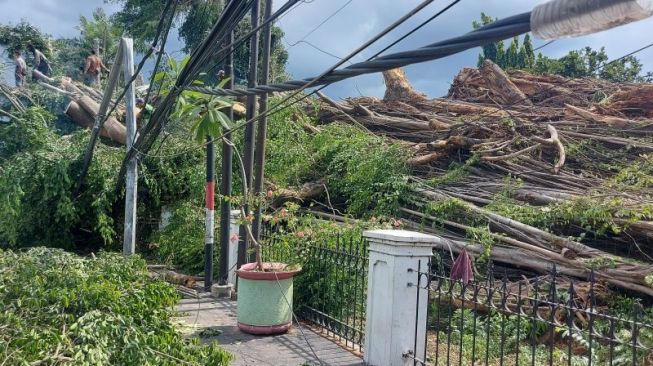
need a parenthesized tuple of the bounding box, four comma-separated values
(1, 0, 652, 98)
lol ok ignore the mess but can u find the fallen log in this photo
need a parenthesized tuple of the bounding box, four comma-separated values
(382, 68, 427, 102)
(606, 84, 653, 118)
(565, 104, 632, 128)
(65, 101, 126, 144)
(271, 179, 326, 207)
(479, 59, 532, 106)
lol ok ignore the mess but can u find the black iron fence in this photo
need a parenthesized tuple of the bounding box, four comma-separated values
(410, 250, 653, 366)
(260, 224, 368, 350)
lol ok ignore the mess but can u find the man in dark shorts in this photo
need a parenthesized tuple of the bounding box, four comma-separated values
(27, 44, 52, 78)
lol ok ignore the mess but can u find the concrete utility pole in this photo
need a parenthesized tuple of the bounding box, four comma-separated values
(122, 37, 138, 256)
(204, 136, 215, 291)
(218, 31, 235, 287)
(239, 0, 260, 266)
(252, 0, 273, 241)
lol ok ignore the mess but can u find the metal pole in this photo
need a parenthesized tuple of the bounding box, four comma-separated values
(204, 136, 215, 291)
(218, 31, 234, 286)
(252, 0, 273, 242)
(239, 0, 259, 265)
(122, 37, 138, 256)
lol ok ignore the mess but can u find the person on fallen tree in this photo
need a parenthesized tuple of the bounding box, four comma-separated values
(136, 98, 154, 127)
(13, 50, 27, 87)
(27, 44, 52, 79)
(84, 50, 109, 87)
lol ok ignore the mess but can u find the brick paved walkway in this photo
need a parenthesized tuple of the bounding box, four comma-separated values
(176, 297, 364, 366)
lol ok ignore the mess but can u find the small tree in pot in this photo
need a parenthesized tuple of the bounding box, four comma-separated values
(170, 68, 299, 335)
(226, 141, 302, 335)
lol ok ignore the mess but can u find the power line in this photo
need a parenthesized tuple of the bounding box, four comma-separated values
(135, 0, 462, 159)
(188, 9, 529, 97)
(534, 40, 555, 51)
(284, 39, 351, 63)
(284, 0, 355, 47)
(74, 0, 177, 194)
(134, 43, 653, 161)
(117, 0, 301, 185)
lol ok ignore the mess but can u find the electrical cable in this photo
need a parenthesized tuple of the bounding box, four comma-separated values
(133, 0, 462, 160)
(187, 11, 530, 97)
(283, 38, 351, 63)
(122, 0, 418, 170)
(132, 41, 653, 161)
(284, 0, 355, 47)
(534, 40, 555, 51)
(74, 0, 177, 193)
(200, 0, 304, 80)
(124, 0, 255, 158)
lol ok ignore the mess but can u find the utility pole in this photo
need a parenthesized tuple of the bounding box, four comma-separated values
(252, 0, 273, 241)
(218, 31, 235, 286)
(122, 37, 137, 256)
(204, 135, 215, 291)
(74, 45, 124, 195)
(239, 0, 259, 266)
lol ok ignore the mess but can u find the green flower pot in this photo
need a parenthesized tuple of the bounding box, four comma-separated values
(236, 262, 301, 335)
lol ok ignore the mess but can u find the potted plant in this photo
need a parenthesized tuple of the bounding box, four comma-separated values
(172, 70, 302, 334)
(229, 175, 301, 335)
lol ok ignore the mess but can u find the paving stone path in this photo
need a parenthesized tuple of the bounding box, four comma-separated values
(176, 297, 364, 366)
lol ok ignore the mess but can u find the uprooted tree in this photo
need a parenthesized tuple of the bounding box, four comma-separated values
(308, 62, 653, 297)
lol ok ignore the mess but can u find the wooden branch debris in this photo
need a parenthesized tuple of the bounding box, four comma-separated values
(301, 64, 653, 297)
(31, 71, 128, 145)
(479, 59, 532, 106)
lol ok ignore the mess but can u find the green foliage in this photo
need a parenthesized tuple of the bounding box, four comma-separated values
(77, 8, 123, 61)
(264, 99, 410, 217)
(0, 248, 232, 365)
(311, 124, 410, 217)
(428, 155, 478, 187)
(259, 213, 400, 320)
(473, 14, 650, 82)
(0, 21, 50, 55)
(264, 99, 314, 186)
(0, 111, 121, 247)
(110, 0, 289, 83)
(427, 286, 653, 365)
(474, 14, 534, 70)
(0, 107, 54, 159)
(0, 104, 212, 249)
(50, 37, 87, 78)
(152, 200, 218, 275)
(107, 0, 169, 52)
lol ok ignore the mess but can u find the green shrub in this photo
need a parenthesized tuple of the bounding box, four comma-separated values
(0, 107, 207, 249)
(152, 199, 218, 275)
(310, 124, 410, 217)
(0, 247, 232, 365)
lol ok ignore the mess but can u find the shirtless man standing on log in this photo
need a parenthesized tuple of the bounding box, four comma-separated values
(27, 44, 52, 79)
(83, 50, 109, 87)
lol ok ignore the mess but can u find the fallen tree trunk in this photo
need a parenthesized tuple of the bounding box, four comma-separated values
(271, 179, 326, 207)
(479, 59, 532, 106)
(65, 101, 126, 144)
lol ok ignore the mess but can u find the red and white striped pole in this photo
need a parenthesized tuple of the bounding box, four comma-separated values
(204, 137, 215, 292)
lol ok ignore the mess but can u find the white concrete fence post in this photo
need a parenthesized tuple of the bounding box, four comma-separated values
(363, 229, 439, 366)
(227, 209, 241, 285)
